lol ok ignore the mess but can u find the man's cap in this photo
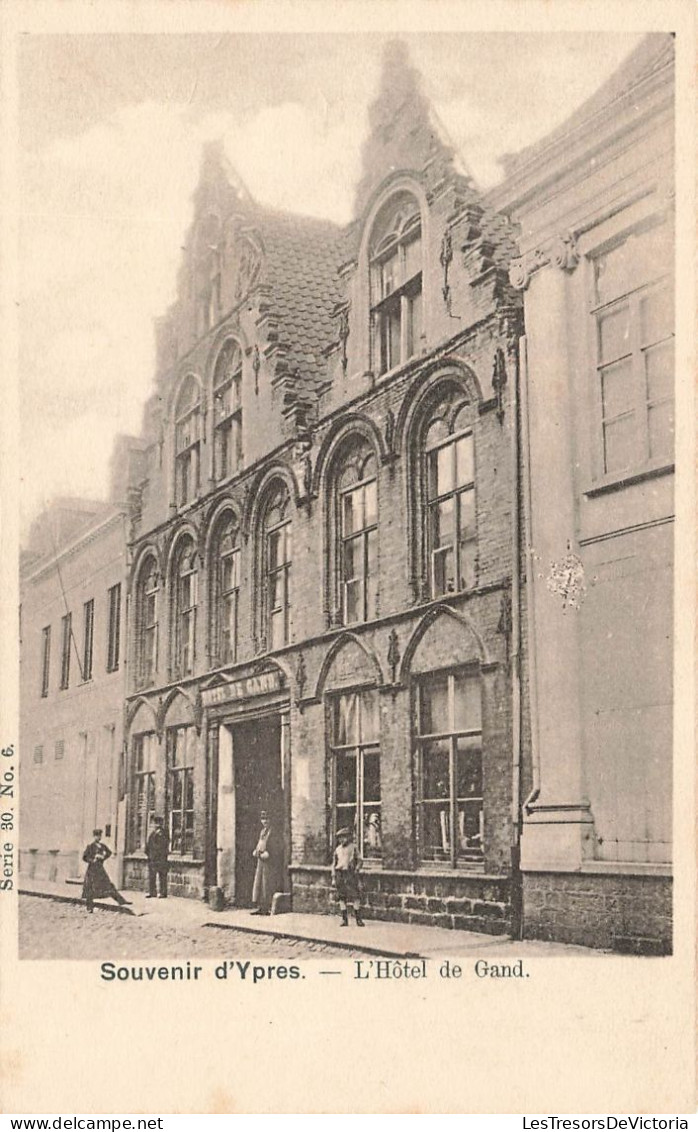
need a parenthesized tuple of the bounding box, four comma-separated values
(92, 829, 103, 837)
(336, 827, 351, 839)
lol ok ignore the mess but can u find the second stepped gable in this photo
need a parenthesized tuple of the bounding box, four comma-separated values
(323, 40, 521, 408)
(134, 140, 345, 538)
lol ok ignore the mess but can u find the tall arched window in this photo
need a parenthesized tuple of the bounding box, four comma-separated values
(335, 442, 378, 625)
(173, 538, 198, 677)
(370, 191, 423, 376)
(212, 341, 243, 481)
(262, 484, 292, 650)
(174, 377, 202, 508)
(212, 514, 241, 665)
(136, 557, 159, 688)
(424, 396, 477, 598)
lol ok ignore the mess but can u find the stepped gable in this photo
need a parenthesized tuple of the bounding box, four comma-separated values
(351, 39, 518, 274)
(500, 33, 674, 178)
(353, 39, 456, 218)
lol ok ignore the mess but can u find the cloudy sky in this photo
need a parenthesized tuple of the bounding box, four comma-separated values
(18, 31, 644, 536)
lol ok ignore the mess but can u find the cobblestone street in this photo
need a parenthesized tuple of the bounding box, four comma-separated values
(19, 896, 366, 960)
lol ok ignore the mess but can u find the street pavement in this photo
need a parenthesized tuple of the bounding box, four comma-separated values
(19, 895, 368, 960)
(18, 878, 607, 960)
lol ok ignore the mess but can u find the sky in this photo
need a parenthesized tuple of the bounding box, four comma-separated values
(18, 31, 645, 537)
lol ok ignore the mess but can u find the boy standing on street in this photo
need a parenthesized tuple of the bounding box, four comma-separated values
(331, 827, 365, 927)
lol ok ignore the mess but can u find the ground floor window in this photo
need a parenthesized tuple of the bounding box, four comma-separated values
(416, 669, 483, 866)
(166, 725, 196, 855)
(330, 688, 381, 860)
(129, 732, 158, 852)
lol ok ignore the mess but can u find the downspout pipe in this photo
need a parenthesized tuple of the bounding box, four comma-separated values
(509, 335, 523, 941)
(519, 334, 541, 817)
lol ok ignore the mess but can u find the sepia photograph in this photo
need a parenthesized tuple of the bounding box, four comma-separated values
(2, 1, 694, 1115)
(16, 27, 677, 962)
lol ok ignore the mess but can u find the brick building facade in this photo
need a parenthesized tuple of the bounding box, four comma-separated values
(122, 43, 525, 933)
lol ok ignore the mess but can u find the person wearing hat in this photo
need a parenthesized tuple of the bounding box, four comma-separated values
(251, 810, 274, 915)
(145, 816, 169, 899)
(81, 829, 131, 913)
(331, 826, 364, 927)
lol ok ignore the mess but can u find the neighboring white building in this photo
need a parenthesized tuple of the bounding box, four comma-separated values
(489, 33, 674, 952)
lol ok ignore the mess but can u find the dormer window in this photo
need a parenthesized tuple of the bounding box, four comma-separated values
(213, 340, 243, 481)
(174, 376, 202, 508)
(370, 192, 423, 376)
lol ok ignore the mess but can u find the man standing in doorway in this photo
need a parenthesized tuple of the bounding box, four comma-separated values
(146, 816, 169, 899)
(251, 810, 274, 915)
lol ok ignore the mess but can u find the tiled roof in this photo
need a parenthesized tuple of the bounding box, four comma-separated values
(256, 206, 345, 397)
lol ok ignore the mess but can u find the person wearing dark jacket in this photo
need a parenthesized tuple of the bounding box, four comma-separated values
(82, 830, 130, 913)
(145, 816, 169, 898)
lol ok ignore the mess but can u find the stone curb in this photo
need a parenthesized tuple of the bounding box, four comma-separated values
(19, 888, 137, 916)
(202, 920, 422, 959)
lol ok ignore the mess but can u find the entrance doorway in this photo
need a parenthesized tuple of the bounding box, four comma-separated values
(232, 715, 285, 907)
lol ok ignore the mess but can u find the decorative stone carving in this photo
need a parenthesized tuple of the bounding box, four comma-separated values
(550, 232, 579, 273)
(387, 628, 401, 684)
(440, 229, 453, 312)
(509, 232, 579, 291)
(384, 408, 395, 456)
(337, 306, 350, 375)
(491, 348, 507, 424)
(546, 545, 587, 610)
(295, 652, 307, 709)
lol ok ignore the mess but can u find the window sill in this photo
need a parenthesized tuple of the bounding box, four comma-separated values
(583, 460, 674, 497)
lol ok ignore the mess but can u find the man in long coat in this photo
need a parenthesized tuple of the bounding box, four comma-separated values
(251, 811, 274, 915)
(145, 816, 169, 898)
(82, 830, 130, 913)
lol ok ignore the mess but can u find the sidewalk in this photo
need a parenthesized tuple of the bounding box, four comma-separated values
(19, 876, 604, 958)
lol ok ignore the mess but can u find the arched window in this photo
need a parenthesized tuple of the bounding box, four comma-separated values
(416, 668, 483, 866)
(262, 484, 292, 650)
(335, 442, 378, 625)
(173, 538, 198, 677)
(212, 341, 243, 481)
(424, 400, 476, 597)
(370, 191, 423, 376)
(330, 688, 381, 860)
(211, 514, 241, 666)
(135, 557, 159, 688)
(174, 377, 202, 508)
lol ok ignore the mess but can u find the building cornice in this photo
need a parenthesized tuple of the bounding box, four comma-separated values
(22, 509, 128, 585)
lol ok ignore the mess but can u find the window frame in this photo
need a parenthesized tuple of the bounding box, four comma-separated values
(415, 668, 484, 869)
(129, 732, 157, 853)
(59, 612, 72, 690)
(174, 541, 198, 678)
(212, 515, 241, 666)
(174, 377, 202, 509)
(337, 451, 378, 626)
(106, 583, 121, 673)
(424, 424, 477, 599)
(213, 341, 243, 482)
(328, 687, 382, 862)
(263, 487, 292, 651)
(166, 726, 195, 857)
(40, 625, 51, 698)
(136, 561, 159, 689)
(587, 219, 675, 489)
(82, 598, 94, 682)
(370, 202, 423, 377)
